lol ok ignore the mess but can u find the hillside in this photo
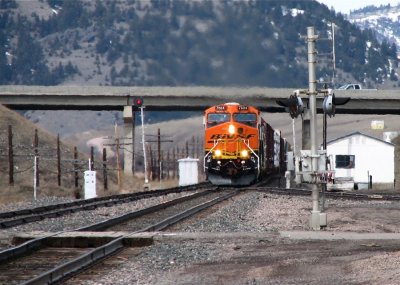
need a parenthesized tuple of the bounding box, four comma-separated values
(0, 105, 123, 203)
(349, 3, 400, 50)
(1, 0, 399, 146)
(1, 0, 400, 197)
(348, 3, 400, 88)
(0, 0, 398, 88)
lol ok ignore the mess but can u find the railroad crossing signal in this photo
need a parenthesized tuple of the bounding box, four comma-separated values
(322, 90, 350, 117)
(276, 92, 304, 118)
(133, 97, 144, 107)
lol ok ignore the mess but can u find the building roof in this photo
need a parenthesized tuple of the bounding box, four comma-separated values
(327, 131, 394, 147)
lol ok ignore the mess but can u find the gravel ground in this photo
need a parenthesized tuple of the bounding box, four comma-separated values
(3, 190, 400, 284)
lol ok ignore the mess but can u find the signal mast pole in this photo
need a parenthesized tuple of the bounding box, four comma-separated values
(140, 106, 149, 187)
(277, 26, 348, 230)
(307, 26, 326, 230)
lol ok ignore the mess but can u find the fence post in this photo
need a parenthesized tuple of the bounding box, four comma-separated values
(74, 146, 78, 188)
(166, 150, 170, 179)
(103, 148, 108, 191)
(148, 144, 154, 181)
(192, 136, 195, 158)
(8, 125, 13, 185)
(90, 146, 94, 170)
(33, 156, 38, 200)
(157, 128, 161, 182)
(57, 134, 61, 186)
(172, 148, 176, 179)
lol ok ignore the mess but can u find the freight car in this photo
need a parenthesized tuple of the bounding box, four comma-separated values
(203, 102, 289, 186)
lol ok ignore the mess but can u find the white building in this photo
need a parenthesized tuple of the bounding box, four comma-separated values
(326, 132, 394, 189)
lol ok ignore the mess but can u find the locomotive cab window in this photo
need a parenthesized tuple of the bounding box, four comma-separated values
(207, 113, 230, 127)
(335, 155, 355, 169)
(233, 113, 257, 127)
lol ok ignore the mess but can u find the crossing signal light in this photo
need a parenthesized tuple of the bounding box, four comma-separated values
(276, 92, 304, 119)
(322, 90, 350, 117)
(133, 97, 144, 107)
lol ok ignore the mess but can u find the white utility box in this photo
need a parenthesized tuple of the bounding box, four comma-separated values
(178, 158, 199, 186)
(84, 170, 97, 199)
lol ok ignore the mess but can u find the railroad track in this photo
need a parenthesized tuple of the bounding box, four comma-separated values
(1, 178, 399, 284)
(2, 179, 391, 231)
(0, 183, 211, 229)
(0, 187, 240, 284)
(254, 186, 400, 201)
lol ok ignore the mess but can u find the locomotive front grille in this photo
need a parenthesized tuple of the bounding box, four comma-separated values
(212, 139, 251, 159)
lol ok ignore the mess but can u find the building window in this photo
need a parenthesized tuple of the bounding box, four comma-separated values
(335, 155, 355, 169)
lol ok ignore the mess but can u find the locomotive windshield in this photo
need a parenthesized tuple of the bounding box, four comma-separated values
(207, 113, 230, 127)
(233, 113, 257, 127)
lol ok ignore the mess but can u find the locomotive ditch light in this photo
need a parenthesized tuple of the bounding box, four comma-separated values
(276, 93, 304, 119)
(241, 149, 249, 158)
(322, 90, 350, 117)
(214, 149, 222, 157)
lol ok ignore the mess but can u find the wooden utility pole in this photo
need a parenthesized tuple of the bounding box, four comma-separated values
(157, 129, 161, 181)
(145, 129, 173, 182)
(8, 125, 13, 185)
(115, 123, 122, 187)
(160, 150, 163, 181)
(148, 143, 154, 180)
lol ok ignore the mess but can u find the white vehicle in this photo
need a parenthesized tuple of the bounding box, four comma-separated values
(337, 84, 362, 90)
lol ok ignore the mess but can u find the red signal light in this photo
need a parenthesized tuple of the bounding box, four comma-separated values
(133, 97, 144, 107)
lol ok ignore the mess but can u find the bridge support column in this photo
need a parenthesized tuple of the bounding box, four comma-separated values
(123, 106, 134, 177)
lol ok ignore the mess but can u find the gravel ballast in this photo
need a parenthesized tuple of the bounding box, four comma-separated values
(2, 190, 400, 284)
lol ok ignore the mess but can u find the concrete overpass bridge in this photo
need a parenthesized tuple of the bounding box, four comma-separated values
(0, 85, 399, 114)
(1, 85, 399, 178)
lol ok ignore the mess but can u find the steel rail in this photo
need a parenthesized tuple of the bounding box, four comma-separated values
(142, 189, 240, 232)
(0, 182, 210, 228)
(19, 237, 125, 285)
(0, 231, 63, 264)
(77, 188, 218, 231)
(19, 189, 240, 285)
(255, 186, 400, 201)
(0, 186, 216, 264)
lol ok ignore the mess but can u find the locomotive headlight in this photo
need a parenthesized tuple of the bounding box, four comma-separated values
(228, 124, 235, 134)
(214, 149, 222, 157)
(241, 149, 249, 158)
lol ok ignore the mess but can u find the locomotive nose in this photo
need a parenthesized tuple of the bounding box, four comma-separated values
(227, 168, 238, 176)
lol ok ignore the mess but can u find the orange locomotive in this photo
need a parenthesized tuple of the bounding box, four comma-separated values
(204, 102, 287, 185)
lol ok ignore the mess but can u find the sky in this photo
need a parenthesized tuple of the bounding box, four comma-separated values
(317, 0, 400, 15)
